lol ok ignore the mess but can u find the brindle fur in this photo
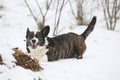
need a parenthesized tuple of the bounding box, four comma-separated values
(46, 33, 86, 61)
(26, 16, 97, 61)
(46, 16, 96, 61)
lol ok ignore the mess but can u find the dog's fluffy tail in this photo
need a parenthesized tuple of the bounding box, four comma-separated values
(81, 16, 97, 40)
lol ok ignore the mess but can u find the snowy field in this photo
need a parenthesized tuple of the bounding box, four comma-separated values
(0, 0, 120, 80)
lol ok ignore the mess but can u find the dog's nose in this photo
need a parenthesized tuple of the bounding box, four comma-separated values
(32, 39, 36, 43)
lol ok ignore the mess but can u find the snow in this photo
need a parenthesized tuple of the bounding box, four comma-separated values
(0, 0, 120, 80)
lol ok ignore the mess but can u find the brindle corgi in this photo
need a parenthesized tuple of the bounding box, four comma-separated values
(26, 16, 97, 61)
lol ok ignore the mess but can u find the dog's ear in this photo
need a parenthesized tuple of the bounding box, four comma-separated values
(26, 28, 30, 38)
(41, 25, 50, 37)
(26, 28, 30, 34)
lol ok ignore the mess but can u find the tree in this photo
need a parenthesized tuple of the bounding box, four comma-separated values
(25, 0, 52, 30)
(68, 0, 88, 25)
(53, 0, 66, 36)
(102, 0, 120, 30)
(0, 0, 4, 18)
(0, 0, 4, 10)
(25, 0, 66, 36)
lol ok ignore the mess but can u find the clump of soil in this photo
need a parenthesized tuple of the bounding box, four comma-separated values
(12, 48, 43, 72)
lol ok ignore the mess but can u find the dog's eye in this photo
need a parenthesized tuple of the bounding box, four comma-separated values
(35, 32, 41, 38)
(35, 34, 38, 38)
(28, 33, 34, 39)
(29, 35, 33, 39)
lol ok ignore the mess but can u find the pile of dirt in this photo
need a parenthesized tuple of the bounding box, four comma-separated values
(0, 55, 3, 65)
(12, 48, 43, 72)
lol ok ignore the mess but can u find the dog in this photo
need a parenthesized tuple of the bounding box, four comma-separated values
(26, 16, 97, 61)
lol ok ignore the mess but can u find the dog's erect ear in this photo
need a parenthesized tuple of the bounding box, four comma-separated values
(26, 28, 30, 34)
(41, 25, 50, 37)
(26, 28, 30, 38)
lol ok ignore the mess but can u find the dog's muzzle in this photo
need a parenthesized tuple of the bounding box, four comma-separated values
(30, 39, 39, 49)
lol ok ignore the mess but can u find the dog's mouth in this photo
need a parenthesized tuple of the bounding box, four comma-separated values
(31, 43, 38, 49)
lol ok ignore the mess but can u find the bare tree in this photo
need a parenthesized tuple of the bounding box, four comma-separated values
(0, 0, 4, 9)
(53, 0, 66, 36)
(25, 0, 66, 36)
(68, 0, 87, 25)
(102, 0, 120, 30)
(0, 0, 4, 18)
(25, 0, 52, 30)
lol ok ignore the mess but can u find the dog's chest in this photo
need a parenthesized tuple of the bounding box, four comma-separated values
(28, 46, 48, 62)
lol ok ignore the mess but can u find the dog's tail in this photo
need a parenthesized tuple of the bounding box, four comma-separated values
(81, 16, 97, 40)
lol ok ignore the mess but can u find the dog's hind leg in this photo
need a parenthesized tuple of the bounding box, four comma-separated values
(75, 44, 86, 59)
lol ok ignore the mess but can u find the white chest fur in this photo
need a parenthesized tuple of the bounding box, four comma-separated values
(28, 46, 48, 62)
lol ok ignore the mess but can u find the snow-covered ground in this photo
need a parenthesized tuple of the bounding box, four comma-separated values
(0, 0, 120, 80)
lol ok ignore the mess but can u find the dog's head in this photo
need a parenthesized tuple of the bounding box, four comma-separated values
(26, 26, 50, 51)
